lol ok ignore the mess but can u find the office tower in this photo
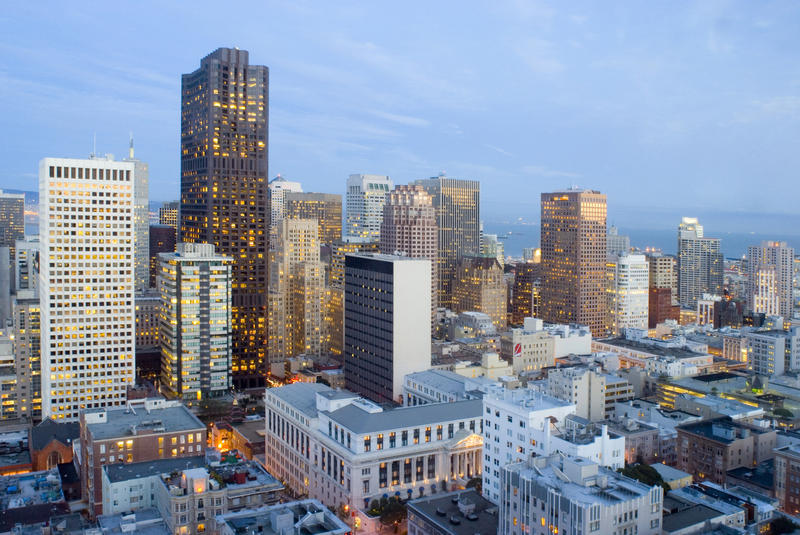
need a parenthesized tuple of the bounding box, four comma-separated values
(39, 156, 135, 421)
(677, 217, 723, 309)
(158, 200, 179, 229)
(13, 291, 41, 422)
(158, 243, 232, 400)
(379, 185, 438, 311)
(345, 174, 392, 241)
(344, 254, 431, 404)
(606, 225, 630, 256)
(747, 241, 794, 319)
(284, 191, 342, 245)
(607, 253, 649, 335)
(746, 327, 800, 377)
(414, 173, 480, 310)
(181, 47, 269, 388)
(511, 261, 541, 325)
(646, 251, 678, 306)
(327, 240, 379, 356)
(649, 287, 677, 328)
(124, 138, 149, 292)
(268, 175, 303, 230)
(149, 224, 177, 287)
(453, 256, 507, 331)
(0, 190, 25, 266)
(0, 247, 10, 326)
(267, 219, 324, 365)
(523, 247, 541, 263)
(134, 289, 161, 382)
(14, 237, 39, 293)
(480, 232, 504, 267)
(540, 188, 608, 336)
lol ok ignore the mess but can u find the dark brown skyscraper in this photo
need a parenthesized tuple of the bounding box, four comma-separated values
(540, 189, 607, 336)
(181, 48, 269, 388)
(149, 224, 177, 288)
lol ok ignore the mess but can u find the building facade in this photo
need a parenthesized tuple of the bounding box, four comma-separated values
(13, 291, 41, 422)
(180, 47, 269, 389)
(0, 190, 24, 276)
(607, 253, 649, 335)
(747, 241, 794, 319)
(158, 200, 179, 230)
(677, 217, 723, 309)
(344, 254, 431, 404)
(413, 174, 480, 310)
(158, 243, 232, 401)
(149, 224, 176, 288)
(284, 191, 342, 245)
(345, 174, 392, 242)
(540, 189, 607, 336)
(267, 175, 303, 230)
(452, 256, 507, 332)
(510, 261, 541, 326)
(39, 156, 135, 421)
(124, 141, 150, 293)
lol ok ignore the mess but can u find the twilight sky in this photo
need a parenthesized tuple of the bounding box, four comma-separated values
(2, 1, 799, 228)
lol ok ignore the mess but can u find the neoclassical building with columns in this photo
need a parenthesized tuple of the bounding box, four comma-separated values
(265, 383, 483, 511)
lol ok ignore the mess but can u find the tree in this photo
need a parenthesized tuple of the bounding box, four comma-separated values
(619, 464, 670, 494)
(466, 476, 483, 494)
(774, 408, 794, 419)
(379, 498, 407, 533)
(771, 516, 800, 535)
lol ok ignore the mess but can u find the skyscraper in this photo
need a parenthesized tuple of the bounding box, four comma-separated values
(677, 217, 723, 309)
(181, 48, 269, 388)
(267, 219, 324, 365)
(747, 241, 794, 319)
(284, 191, 342, 245)
(267, 175, 302, 231)
(149, 224, 177, 288)
(0, 190, 25, 264)
(124, 138, 149, 292)
(344, 254, 431, 404)
(158, 243, 232, 400)
(453, 256, 507, 331)
(158, 200, 179, 232)
(345, 174, 392, 241)
(39, 156, 135, 421)
(606, 225, 630, 256)
(540, 188, 607, 336)
(606, 253, 649, 335)
(413, 173, 480, 310)
(645, 251, 678, 306)
(510, 261, 541, 325)
(379, 185, 438, 311)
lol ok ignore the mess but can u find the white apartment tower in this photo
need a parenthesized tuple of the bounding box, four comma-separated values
(124, 138, 149, 292)
(607, 253, 649, 335)
(158, 243, 232, 400)
(677, 217, 723, 308)
(267, 174, 303, 228)
(268, 219, 325, 363)
(39, 156, 136, 421)
(345, 174, 393, 241)
(747, 241, 794, 319)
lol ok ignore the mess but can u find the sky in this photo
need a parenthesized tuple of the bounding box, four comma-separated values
(2, 1, 799, 230)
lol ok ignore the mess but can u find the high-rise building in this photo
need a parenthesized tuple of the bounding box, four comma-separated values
(0, 190, 25, 266)
(747, 241, 794, 319)
(648, 287, 678, 328)
(326, 240, 379, 356)
(149, 224, 176, 288)
(379, 185, 438, 311)
(180, 48, 269, 388)
(344, 254, 431, 404)
(39, 156, 135, 421)
(677, 217, 723, 309)
(646, 251, 678, 306)
(746, 327, 800, 377)
(158, 200, 179, 229)
(14, 237, 39, 293)
(540, 188, 607, 336)
(13, 290, 41, 423)
(607, 225, 630, 256)
(158, 243, 232, 400)
(124, 138, 149, 292)
(134, 289, 161, 382)
(480, 230, 505, 268)
(284, 191, 342, 245)
(268, 175, 303, 230)
(345, 174, 392, 241)
(453, 256, 507, 332)
(607, 253, 649, 335)
(267, 219, 324, 365)
(510, 261, 541, 325)
(414, 174, 480, 310)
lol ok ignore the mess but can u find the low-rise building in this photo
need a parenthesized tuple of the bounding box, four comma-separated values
(0, 429, 31, 475)
(407, 488, 498, 535)
(0, 468, 70, 533)
(216, 499, 349, 535)
(605, 419, 660, 464)
(672, 393, 764, 422)
(80, 398, 207, 517)
(29, 418, 79, 471)
(402, 369, 494, 406)
(547, 366, 633, 421)
(676, 418, 777, 484)
(650, 463, 693, 489)
(615, 399, 702, 466)
(499, 454, 663, 535)
(500, 318, 591, 374)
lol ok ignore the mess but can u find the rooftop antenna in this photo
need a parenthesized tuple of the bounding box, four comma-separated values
(129, 131, 134, 160)
(91, 132, 97, 158)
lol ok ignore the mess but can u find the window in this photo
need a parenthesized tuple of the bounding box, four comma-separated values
(427, 455, 436, 478)
(392, 461, 400, 485)
(404, 459, 412, 483)
(363, 480, 370, 494)
(416, 458, 424, 481)
(379, 463, 387, 488)
(413, 429, 420, 444)
(436, 425, 442, 440)
(364, 436, 371, 452)
(389, 432, 396, 448)
(402, 430, 408, 447)
(377, 434, 383, 450)
(425, 427, 431, 443)
(448, 424, 454, 439)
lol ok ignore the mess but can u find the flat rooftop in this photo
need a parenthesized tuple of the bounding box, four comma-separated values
(104, 456, 206, 483)
(598, 337, 705, 359)
(677, 419, 769, 444)
(408, 489, 498, 535)
(650, 463, 692, 482)
(662, 504, 724, 534)
(267, 383, 334, 419)
(97, 508, 170, 535)
(0, 469, 64, 510)
(217, 499, 349, 535)
(86, 404, 205, 440)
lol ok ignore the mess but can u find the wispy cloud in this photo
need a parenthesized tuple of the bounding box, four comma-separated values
(522, 165, 581, 178)
(485, 144, 513, 157)
(368, 110, 430, 127)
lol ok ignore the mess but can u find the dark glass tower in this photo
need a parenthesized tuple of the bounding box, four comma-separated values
(181, 48, 269, 389)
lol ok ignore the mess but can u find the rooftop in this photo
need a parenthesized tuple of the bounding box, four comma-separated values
(677, 418, 771, 444)
(104, 456, 206, 484)
(650, 463, 692, 482)
(598, 337, 705, 359)
(0, 469, 64, 511)
(30, 418, 80, 451)
(85, 400, 206, 440)
(662, 504, 725, 534)
(216, 498, 349, 535)
(267, 382, 333, 419)
(407, 489, 498, 535)
(0, 430, 30, 469)
(324, 399, 483, 434)
(726, 459, 774, 491)
(97, 508, 170, 535)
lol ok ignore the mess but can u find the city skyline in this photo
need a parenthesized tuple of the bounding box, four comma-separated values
(3, 2, 800, 225)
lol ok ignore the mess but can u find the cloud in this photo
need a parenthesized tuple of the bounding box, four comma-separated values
(522, 165, 581, 178)
(368, 110, 430, 127)
(485, 144, 513, 157)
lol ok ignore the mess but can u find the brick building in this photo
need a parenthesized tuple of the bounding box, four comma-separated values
(29, 418, 79, 471)
(79, 398, 207, 517)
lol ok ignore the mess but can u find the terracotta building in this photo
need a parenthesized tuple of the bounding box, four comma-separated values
(30, 418, 79, 471)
